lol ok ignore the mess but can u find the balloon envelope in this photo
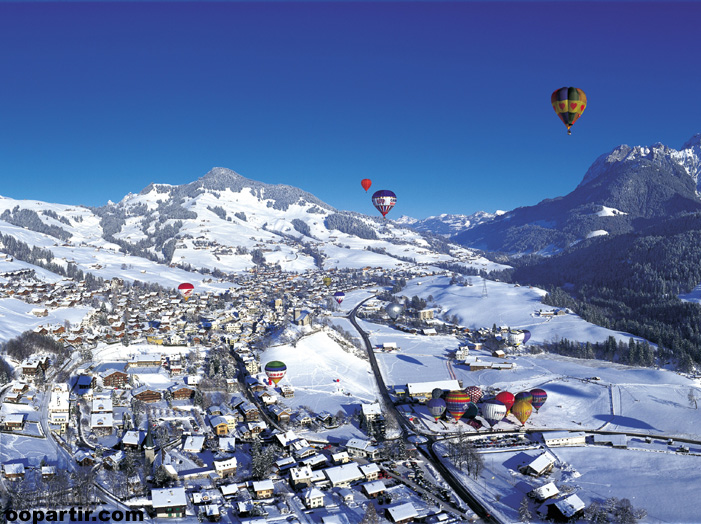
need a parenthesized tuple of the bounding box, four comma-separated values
(551, 86, 587, 134)
(464, 401, 479, 419)
(431, 387, 444, 399)
(372, 190, 397, 218)
(333, 292, 345, 304)
(445, 390, 471, 422)
(511, 399, 533, 425)
(264, 361, 287, 386)
(515, 391, 533, 404)
(323, 277, 332, 287)
(522, 330, 531, 345)
(481, 400, 507, 427)
(385, 303, 404, 320)
(495, 391, 516, 413)
(178, 283, 194, 301)
(530, 388, 548, 412)
(427, 398, 447, 421)
(466, 385, 483, 404)
(361, 179, 372, 192)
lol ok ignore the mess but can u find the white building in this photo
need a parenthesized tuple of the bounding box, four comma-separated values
(542, 431, 586, 448)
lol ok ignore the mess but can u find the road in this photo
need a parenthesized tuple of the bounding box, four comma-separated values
(347, 298, 498, 523)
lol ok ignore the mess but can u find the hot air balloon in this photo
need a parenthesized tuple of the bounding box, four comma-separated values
(385, 303, 404, 321)
(445, 390, 471, 423)
(361, 179, 372, 192)
(530, 388, 548, 413)
(178, 283, 194, 301)
(495, 391, 516, 413)
(466, 385, 483, 404)
(427, 397, 446, 422)
(522, 330, 531, 345)
(333, 292, 345, 305)
(264, 361, 287, 386)
(372, 190, 396, 219)
(511, 399, 533, 426)
(551, 87, 587, 135)
(481, 399, 507, 427)
(515, 391, 533, 404)
(323, 277, 333, 287)
(464, 401, 479, 419)
(431, 388, 444, 399)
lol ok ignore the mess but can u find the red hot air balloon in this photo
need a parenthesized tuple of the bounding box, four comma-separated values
(361, 179, 372, 192)
(530, 388, 548, 413)
(495, 391, 515, 413)
(466, 385, 483, 404)
(178, 283, 195, 301)
(371, 190, 396, 219)
(445, 390, 471, 423)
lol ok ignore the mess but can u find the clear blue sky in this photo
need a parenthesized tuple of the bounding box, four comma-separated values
(1, 1, 700, 219)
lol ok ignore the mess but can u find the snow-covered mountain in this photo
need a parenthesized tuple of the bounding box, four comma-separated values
(0, 168, 491, 283)
(395, 211, 502, 237)
(453, 134, 701, 254)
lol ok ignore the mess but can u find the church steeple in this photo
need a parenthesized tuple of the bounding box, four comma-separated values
(144, 427, 156, 464)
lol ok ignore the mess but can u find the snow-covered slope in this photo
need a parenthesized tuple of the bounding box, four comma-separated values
(396, 211, 502, 237)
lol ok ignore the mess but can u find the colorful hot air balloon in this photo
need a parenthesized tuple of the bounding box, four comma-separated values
(385, 303, 404, 321)
(445, 390, 471, 423)
(431, 387, 444, 399)
(551, 87, 587, 135)
(530, 388, 548, 413)
(323, 277, 333, 287)
(427, 397, 446, 422)
(361, 179, 372, 192)
(511, 399, 533, 426)
(333, 291, 345, 305)
(466, 385, 483, 404)
(178, 282, 194, 301)
(522, 330, 531, 345)
(372, 189, 397, 219)
(515, 391, 533, 404)
(481, 399, 507, 427)
(264, 361, 287, 386)
(464, 401, 479, 419)
(495, 391, 516, 413)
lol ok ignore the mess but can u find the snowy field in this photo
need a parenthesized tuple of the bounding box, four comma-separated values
(0, 297, 92, 343)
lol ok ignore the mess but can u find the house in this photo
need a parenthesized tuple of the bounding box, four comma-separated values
(183, 435, 206, 453)
(529, 482, 560, 502)
(101, 369, 128, 388)
(92, 397, 113, 414)
(21, 355, 50, 379)
(74, 450, 95, 467)
(209, 416, 229, 436)
(280, 385, 294, 398)
(2, 463, 25, 480)
(406, 380, 461, 402)
(132, 386, 162, 403)
(301, 487, 325, 509)
(169, 384, 195, 400)
(324, 463, 364, 488)
(2, 413, 26, 431)
(521, 453, 555, 477)
(41, 466, 56, 481)
(218, 437, 236, 453)
(345, 438, 380, 461)
(252, 479, 274, 499)
(386, 502, 419, 524)
(362, 480, 386, 498)
(90, 413, 114, 436)
(547, 494, 586, 522)
(213, 457, 237, 477)
(331, 451, 350, 465)
(417, 309, 434, 321)
(491, 349, 506, 358)
(290, 465, 313, 489)
(269, 404, 292, 423)
(151, 487, 187, 519)
(122, 430, 145, 449)
(360, 463, 381, 481)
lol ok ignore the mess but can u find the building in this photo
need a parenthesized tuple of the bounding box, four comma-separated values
(213, 457, 237, 477)
(151, 487, 187, 519)
(542, 431, 586, 448)
(529, 482, 560, 502)
(324, 463, 364, 488)
(521, 453, 555, 477)
(386, 502, 419, 524)
(101, 369, 128, 388)
(169, 384, 195, 400)
(547, 494, 586, 522)
(360, 403, 385, 439)
(406, 380, 461, 402)
(346, 438, 380, 461)
(132, 386, 162, 403)
(290, 465, 313, 489)
(301, 487, 325, 509)
(2, 463, 25, 481)
(2, 414, 26, 431)
(252, 480, 274, 499)
(362, 480, 386, 499)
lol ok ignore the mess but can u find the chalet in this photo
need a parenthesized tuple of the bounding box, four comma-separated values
(90, 413, 114, 436)
(521, 453, 555, 477)
(41, 466, 56, 481)
(169, 384, 195, 400)
(74, 450, 95, 467)
(103, 451, 125, 470)
(203, 505, 221, 522)
(345, 438, 380, 461)
(360, 463, 381, 481)
(257, 390, 277, 405)
(301, 487, 325, 509)
(213, 457, 237, 477)
(301, 454, 327, 470)
(491, 350, 506, 358)
(75, 374, 95, 390)
(218, 437, 236, 453)
(209, 416, 229, 436)
(280, 385, 294, 398)
(2, 463, 25, 481)
(362, 480, 386, 498)
(2, 413, 25, 431)
(122, 430, 145, 450)
(21, 355, 50, 378)
(151, 487, 187, 519)
(127, 353, 163, 369)
(240, 402, 260, 422)
(252, 479, 274, 499)
(269, 404, 292, 423)
(324, 463, 364, 488)
(183, 435, 206, 453)
(546, 494, 586, 522)
(92, 397, 113, 414)
(101, 369, 128, 388)
(331, 451, 350, 465)
(386, 502, 419, 524)
(529, 482, 560, 502)
(132, 386, 162, 403)
(289, 465, 313, 489)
